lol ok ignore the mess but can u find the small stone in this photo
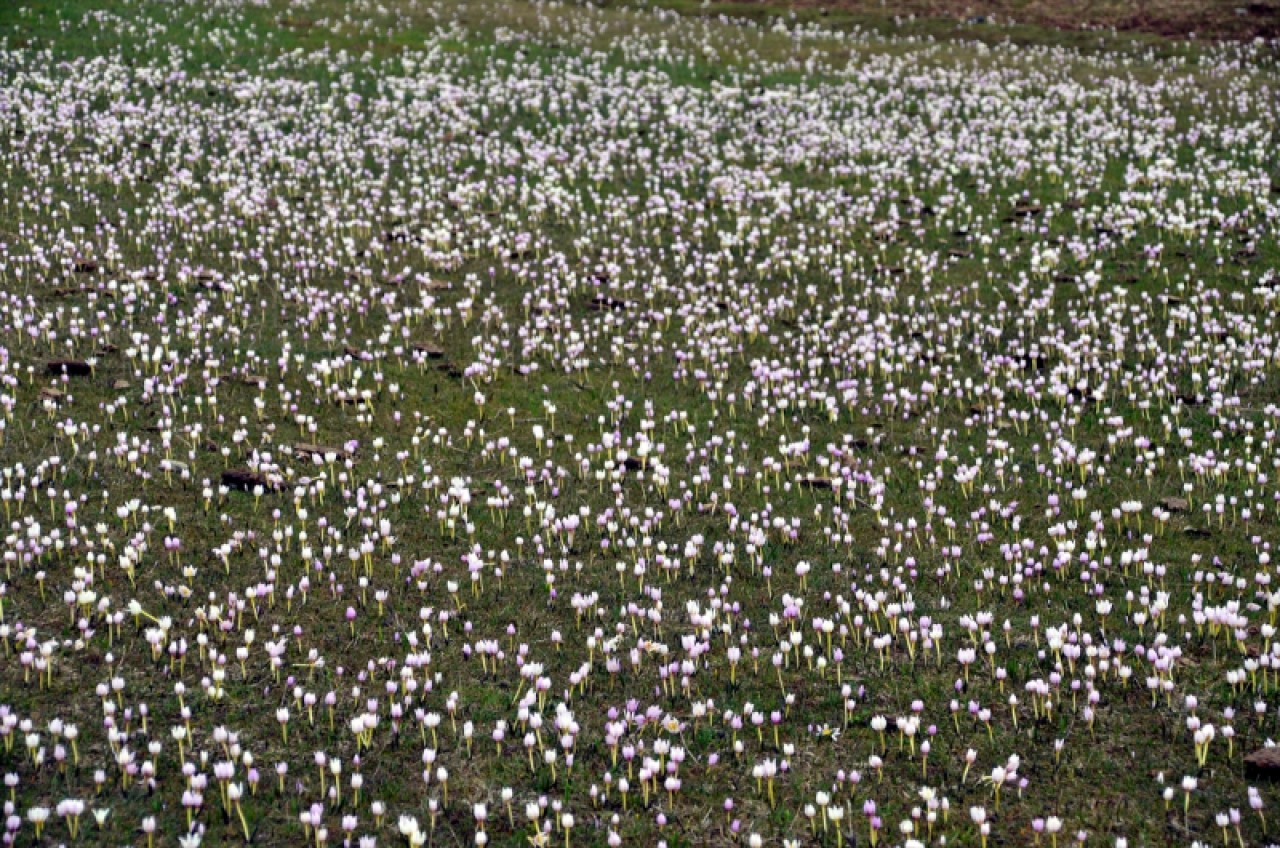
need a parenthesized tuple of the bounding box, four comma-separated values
(294, 443, 352, 460)
(589, 294, 633, 311)
(46, 360, 92, 377)
(1245, 748, 1280, 778)
(222, 469, 272, 492)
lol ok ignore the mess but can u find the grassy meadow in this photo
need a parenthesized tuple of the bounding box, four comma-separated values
(0, 1, 1279, 846)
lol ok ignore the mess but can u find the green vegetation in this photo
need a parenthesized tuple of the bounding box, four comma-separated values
(0, 2, 1277, 847)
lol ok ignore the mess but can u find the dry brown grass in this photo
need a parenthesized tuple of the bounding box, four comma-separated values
(736, 0, 1280, 39)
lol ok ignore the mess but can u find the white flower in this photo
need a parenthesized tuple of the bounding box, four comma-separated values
(398, 815, 420, 837)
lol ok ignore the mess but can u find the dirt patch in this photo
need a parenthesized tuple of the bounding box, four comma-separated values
(735, 0, 1280, 40)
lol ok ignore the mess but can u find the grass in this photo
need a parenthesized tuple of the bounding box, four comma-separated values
(0, 1, 1278, 847)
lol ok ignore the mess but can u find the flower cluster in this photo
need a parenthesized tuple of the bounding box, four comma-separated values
(0, 0, 1277, 846)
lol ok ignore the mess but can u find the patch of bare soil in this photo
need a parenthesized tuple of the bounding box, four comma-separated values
(766, 0, 1280, 40)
